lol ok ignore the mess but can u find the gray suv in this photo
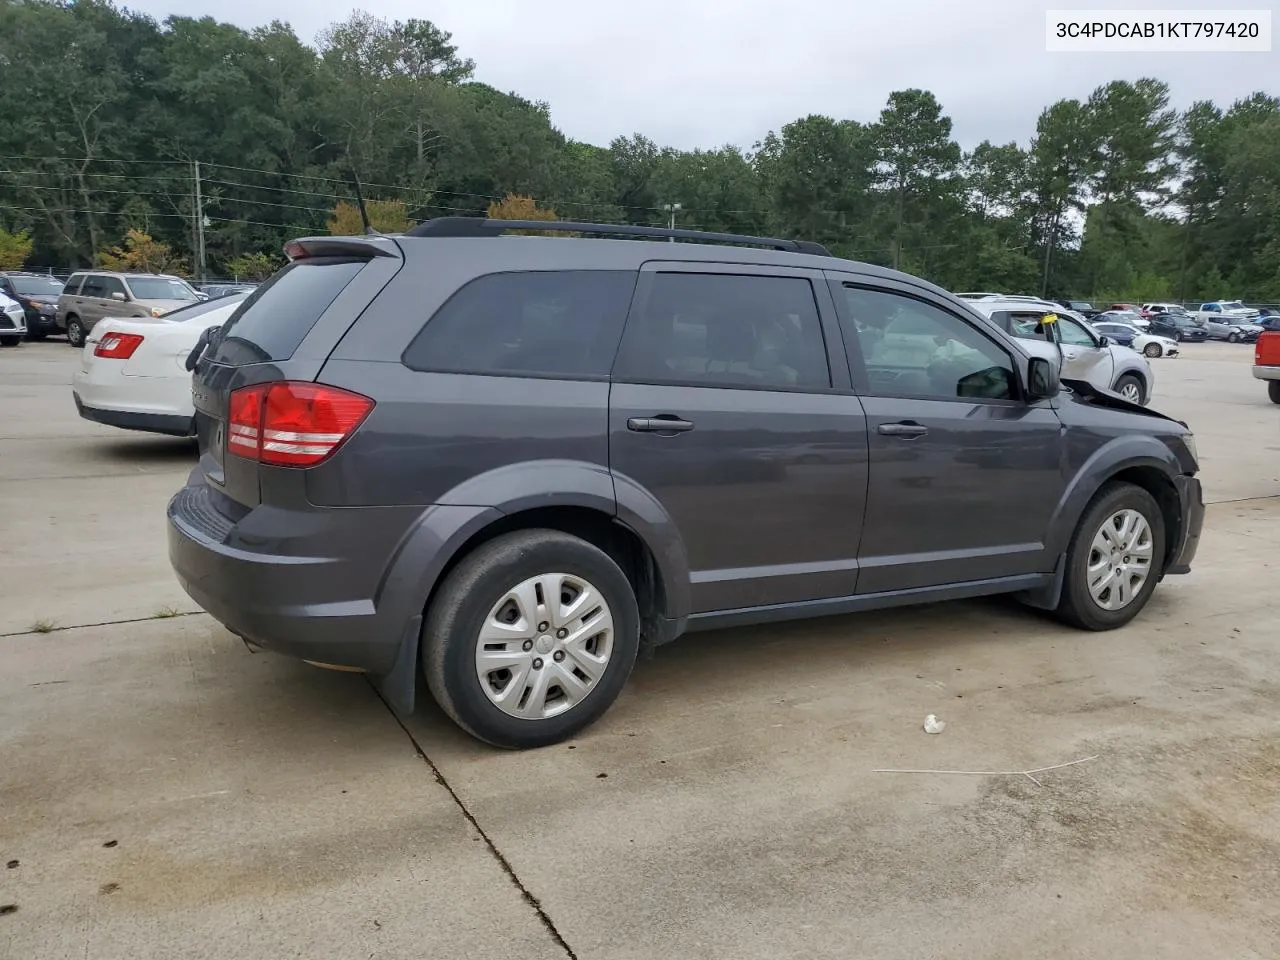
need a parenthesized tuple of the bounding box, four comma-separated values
(169, 219, 1204, 749)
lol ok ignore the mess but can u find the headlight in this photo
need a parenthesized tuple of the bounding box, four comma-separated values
(1182, 433, 1198, 465)
(40, 303, 56, 315)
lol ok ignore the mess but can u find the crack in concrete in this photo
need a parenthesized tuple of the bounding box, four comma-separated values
(0, 610, 207, 639)
(369, 681, 578, 960)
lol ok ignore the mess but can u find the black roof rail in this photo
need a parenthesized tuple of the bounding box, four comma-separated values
(404, 216, 831, 256)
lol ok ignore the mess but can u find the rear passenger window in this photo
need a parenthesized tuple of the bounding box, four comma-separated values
(403, 270, 636, 379)
(210, 258, 364, 365)
(612, 273, 830, 390)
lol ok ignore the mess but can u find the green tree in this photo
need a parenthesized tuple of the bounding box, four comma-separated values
(326, 199, 411, 235)
(224, 252, 282, 281)
(872, 90, 961, 270)
(96, 229, 188, 274)
(0, 228, 33, 271)
(1024, 99, 1097, 295)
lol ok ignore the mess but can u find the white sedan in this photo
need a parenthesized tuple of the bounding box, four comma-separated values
(72, 294, 248, 436)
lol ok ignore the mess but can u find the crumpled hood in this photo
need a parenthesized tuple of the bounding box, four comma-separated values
(1061, 377, 1186, 427)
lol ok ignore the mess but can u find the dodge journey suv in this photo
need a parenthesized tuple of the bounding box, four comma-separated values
(169, 218, 1204, 749)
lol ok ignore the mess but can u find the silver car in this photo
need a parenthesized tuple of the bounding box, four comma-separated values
(56, 271, 202, 347)
(970, 298, 1155, 405)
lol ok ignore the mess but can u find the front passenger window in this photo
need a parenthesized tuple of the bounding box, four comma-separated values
(1056, 317, 1096, 347)
(839, 286, 1017, 401)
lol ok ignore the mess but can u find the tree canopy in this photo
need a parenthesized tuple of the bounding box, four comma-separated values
(1, 1, 1276, 301)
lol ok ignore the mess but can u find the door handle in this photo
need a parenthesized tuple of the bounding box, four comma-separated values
(877, 421, 928, 438)
(627, 415, 694, 434)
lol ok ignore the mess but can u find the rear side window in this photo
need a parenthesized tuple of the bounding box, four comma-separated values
(402, 270, 637, 379)
(210, 259, 363, 365)
(612, 273, 830, 390)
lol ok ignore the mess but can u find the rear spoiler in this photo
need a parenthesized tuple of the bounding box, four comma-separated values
(283, 236, 401, 262)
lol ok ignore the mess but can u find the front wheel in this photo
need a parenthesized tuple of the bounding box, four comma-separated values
(1113, 374, 1145, 404)
(423, 529, 641, 749)
(1142, 342, 1162, 358)
(1056, 482, 1166, 631)
(1227, 331, 1241, 343)
(0, 337, 20, 348)
(65, 316, 85, 348)
(1269, 381, 1280, 404)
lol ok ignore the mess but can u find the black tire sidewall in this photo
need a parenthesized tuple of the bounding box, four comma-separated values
(423, 529, 640, 749)
(1058, 483, 1166, 630)
(1268, 381, 1280, 404)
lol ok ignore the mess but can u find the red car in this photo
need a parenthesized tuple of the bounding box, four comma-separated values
(1254, 332, 1280, 404)
(1110, 302, 1150, 319)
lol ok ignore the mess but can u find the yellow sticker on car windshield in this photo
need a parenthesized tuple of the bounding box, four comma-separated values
(1041, 312, 1058, 324)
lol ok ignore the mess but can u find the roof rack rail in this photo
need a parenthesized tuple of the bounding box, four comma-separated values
(404, 216, 831, 256)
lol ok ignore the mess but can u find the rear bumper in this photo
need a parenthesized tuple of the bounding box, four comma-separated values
(166, 480, 487, 676)
(1251, 365, 1280, 381)
(1166, 475, 1204, 576)
(75, 394, 193, 436)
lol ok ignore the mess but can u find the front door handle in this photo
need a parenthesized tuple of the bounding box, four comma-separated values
(627, 415, 695, 434)
(877, 421, 928, 438)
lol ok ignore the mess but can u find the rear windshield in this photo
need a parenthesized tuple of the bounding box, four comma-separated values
(11, 276, 64, 296)
(209, 259, 363, 365)
(161, 293, 248, 322)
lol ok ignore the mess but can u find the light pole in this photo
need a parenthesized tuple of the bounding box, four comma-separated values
(662, 202, 682, 240)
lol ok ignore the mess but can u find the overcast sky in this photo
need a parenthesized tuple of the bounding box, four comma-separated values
(126, 0, 1274, 151)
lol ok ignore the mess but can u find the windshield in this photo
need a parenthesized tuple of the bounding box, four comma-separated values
(125, 277, 197, 301)
(1221, 301, 1247, 310)
(10, 276, 64, 296)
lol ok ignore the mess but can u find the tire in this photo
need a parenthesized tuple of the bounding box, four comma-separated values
(1142, 342, 1162, 358)
(1056, 482, 1166, 631)
(0, 336, 20, 348)
(1228, 331, 1240, 343)
(1268, 381, 1280, 405)
(65, 316, 85, 348)
(1113, 373, 1145, 405)
(423, 529, 641, 749)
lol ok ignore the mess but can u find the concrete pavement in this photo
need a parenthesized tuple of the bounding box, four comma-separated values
(3, 339, 1278, 959)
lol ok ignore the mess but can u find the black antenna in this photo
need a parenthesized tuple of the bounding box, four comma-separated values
(349, 168, 377, 235)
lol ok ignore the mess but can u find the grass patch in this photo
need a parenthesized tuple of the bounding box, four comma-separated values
(31, 619, 56, 634)
(152, 606, 181, 619)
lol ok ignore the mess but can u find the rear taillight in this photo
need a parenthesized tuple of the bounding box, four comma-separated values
(227, 381, 374, 467)
(94, 332, 144, 359)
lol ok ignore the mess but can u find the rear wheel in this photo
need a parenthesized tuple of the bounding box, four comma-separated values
(1056, 482, 1166, 631)
(1113, 374, 1145, 404)
(65, 316, 85, 347)
(1269, 381, 1280, 405)
(1142, 342, 1162, 358)
(423, 529, 641, 749)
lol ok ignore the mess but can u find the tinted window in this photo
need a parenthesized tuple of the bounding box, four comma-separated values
(841, 287, 1016, 401)
(64, 274, 85, 295)
(210, 258, 364, 365)
(80, 276, 105, 297)
(613, 273, 829, 390)
(404, 270, 637, 379)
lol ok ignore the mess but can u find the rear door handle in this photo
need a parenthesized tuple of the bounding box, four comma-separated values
(627, 415, 695, 434)
(877, 421, 928, 438)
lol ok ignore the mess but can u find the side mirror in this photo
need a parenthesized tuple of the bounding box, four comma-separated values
(110, 291, 126, 302)
(1097, 335, 1109, 347)
(1027, 356, 1060, 400)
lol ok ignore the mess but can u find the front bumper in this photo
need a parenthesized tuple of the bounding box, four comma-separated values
(1166, 475, 1204, 575)
(1, 310, 26, 336)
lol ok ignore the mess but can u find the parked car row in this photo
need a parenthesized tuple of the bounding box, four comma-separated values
(0, 271, 260, 347)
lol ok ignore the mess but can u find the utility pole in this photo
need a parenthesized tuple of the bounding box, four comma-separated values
(662, 202, 681, 240)
(193, 160, 207, 281)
